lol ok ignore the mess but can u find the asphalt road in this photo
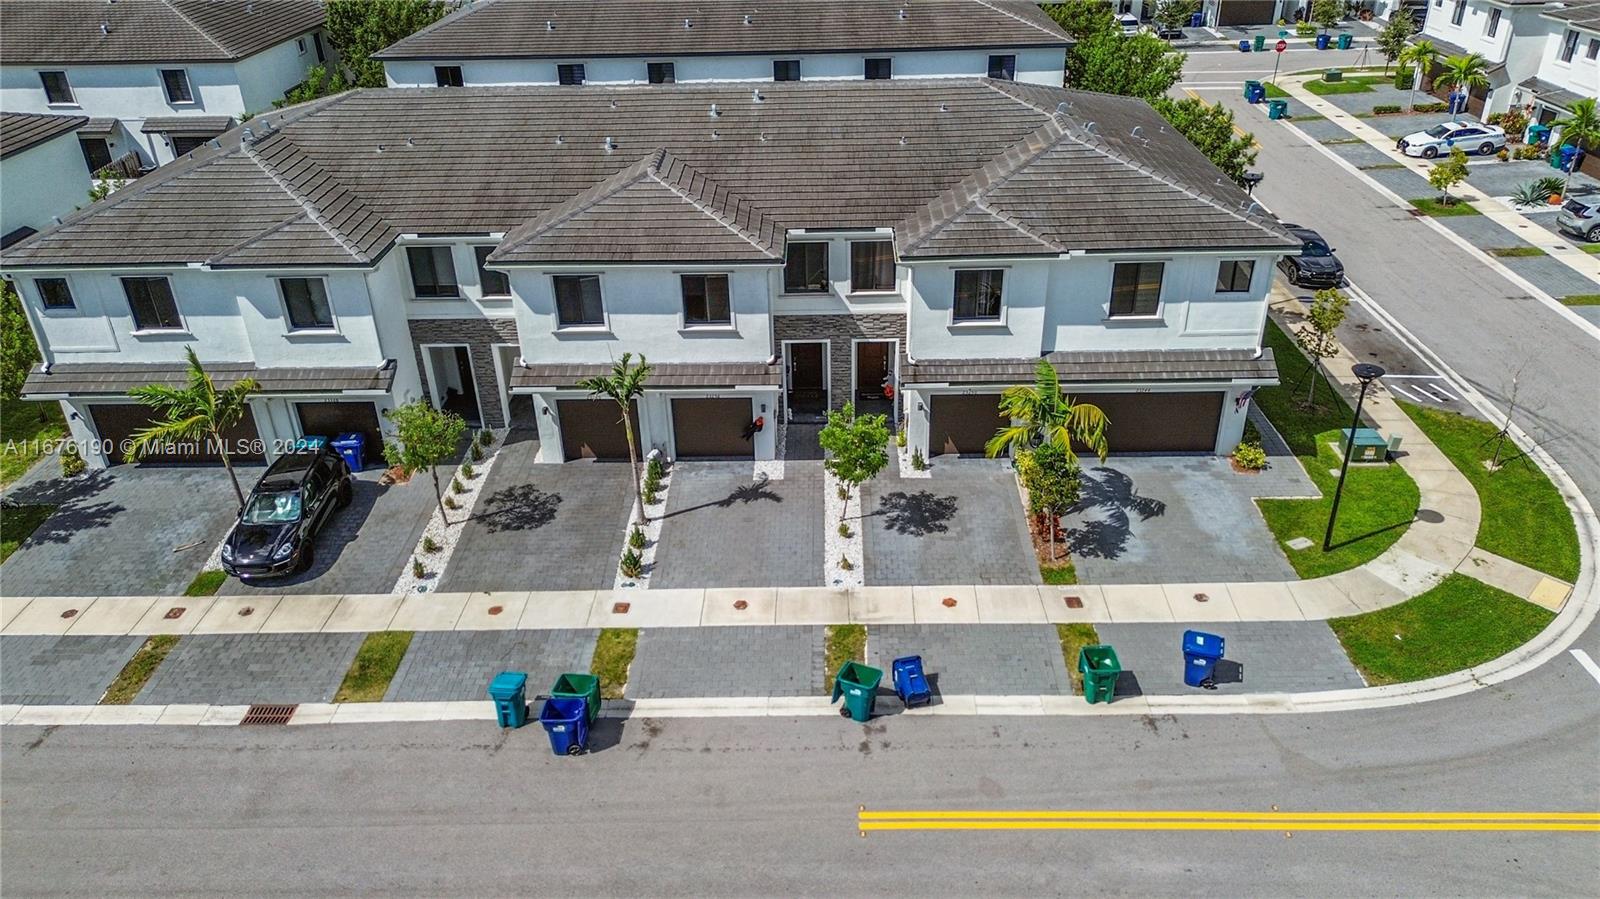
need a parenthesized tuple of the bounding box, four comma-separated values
(1180, 42, 1374, 86)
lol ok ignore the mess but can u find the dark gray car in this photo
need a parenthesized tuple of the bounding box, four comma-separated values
(1277, 225, 1346, 288)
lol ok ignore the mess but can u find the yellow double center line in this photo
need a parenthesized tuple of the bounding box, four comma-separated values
(859, 810, 1600, 833)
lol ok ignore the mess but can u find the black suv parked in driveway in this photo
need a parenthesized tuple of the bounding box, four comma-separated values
(1277, 224, 1346, 288)
(221, 447, 352, 579)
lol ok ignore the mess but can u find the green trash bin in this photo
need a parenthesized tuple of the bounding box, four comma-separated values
(551, 672, 601, 724)
(1253, 34, 1265, 52)
(831, 661, 884, 722)
(1078, 645, 1122, 705)
(1268, 99, 1289, 120)
(1324, 68, 1343, 82)
(1337, 32, 1352, 50)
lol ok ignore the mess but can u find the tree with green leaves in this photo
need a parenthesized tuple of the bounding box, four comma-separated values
(1293, 288, 1350, 409)
(986, 359, 1110, 464)
(1, 281, 39, 403)
(1041, 1, 1116, 39)
(276, 64, 351, 108)
(1374, 12, 1415, 73)
(1434, 53, 1490, 115)
(326, 0, 453, 88)
(1312, 0, 1343, 33)
(1154, 0, 1200, 26)
(1153, 96, 1258, 186)
(1551, 98, 1600, 199)
(1015, 441, 1083, 562)
(1068, 28, 1187, 101)
(818, 402, 890, 523)
(383, 399, 467, 522)
(1428, 146, 1470, 204)
(1398, 40, 1441, 111)
(126, 347, 260, 508)
(577, 353, 652, 524)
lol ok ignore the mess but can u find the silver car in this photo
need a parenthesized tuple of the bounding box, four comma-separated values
(1556, 196, 1600, 243)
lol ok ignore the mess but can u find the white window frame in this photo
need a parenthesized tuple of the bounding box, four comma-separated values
(34, 276, 77, 312)
(473, 245, 511, 299)
(297, 37, 308, 55)
(406, 244, 463, 300)
(847, 238, 898, 295)
(677, 271, 737, 331)
(773, 59, 801, 81)
(1485, 8, 1500, 38)
(434, 65, 464, 87)
(159, 68, 195, 105)
(1104, 259, 1168, 322)
(38, 70, 76, 106)
(276, 276, 340, 334)
(781, 240, 832, 296)
(1214, 259, 1256, 294)
(1558, 30, 1580, 64)
(947, 266, 1008, 328)
(121, 275, 189, 335)
(549, 272, 609, 332)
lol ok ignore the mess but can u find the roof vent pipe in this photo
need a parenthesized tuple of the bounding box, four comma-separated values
(939, 102, 948, 112)
(376, 144, 385, 153)
(604, 136, 616, 152)
(406, 136, 415, 147)
(242, 127, 253, 141)
(609, 99, 618, 109)
(100, 21, 110, 34)
(709, 102, 720, 117)
(899, 135, 907, 145)
(743, 14, 752, 24)
(759, 132, 769, 141)
(546, 19, 554, 30)
(555, 133, 564, 144)
(752, 88, 764, 102)
(207, 138, 220, 149)
(683, 17, 692, 28)
(711, 129, 720, 139)
(898, 7, 908, 20)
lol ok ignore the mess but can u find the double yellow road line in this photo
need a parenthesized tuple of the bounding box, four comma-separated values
(858, 809, 1600, 833)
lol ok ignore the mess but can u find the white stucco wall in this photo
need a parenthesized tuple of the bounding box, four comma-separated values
(1530, 22, 1600, 103)
(0, 131, 93, 238)
(233, 32, 328, 114)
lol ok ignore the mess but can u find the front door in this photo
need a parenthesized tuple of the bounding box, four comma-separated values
(786, 342, 826, 418)
(79, 137, 112, 174)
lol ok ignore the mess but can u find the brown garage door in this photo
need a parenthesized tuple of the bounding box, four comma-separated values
(1215, 0, 1276, 26)
(296, 401, 382, 450)
(557, 399, 638, 461)
(89, 402, 265, 465)
(671, 397, 754, 459)
(1073, 392, 1223, 453)
(929, 393, 1004, 457)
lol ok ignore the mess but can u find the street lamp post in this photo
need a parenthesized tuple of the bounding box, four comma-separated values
(1323, 362, 1385, 552)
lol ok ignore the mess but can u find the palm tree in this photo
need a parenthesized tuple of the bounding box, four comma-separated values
(577, 352, 652, 524)
(984, 359, 1110, 465)
(1552, 98, 1600, 200)
(1397, 40, 1440, 112)
(125, 346, 260, 509)
(1432, 53, 1490, 117)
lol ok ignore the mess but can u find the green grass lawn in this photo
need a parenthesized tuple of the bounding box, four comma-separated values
(101, 635, 180, 704)
(1253, 321, 1420, 579)
(1262, 82, 1290, 98)
(1400, 403, 1579, 581)
(591, 628, 639, 700)
(183, 569, 228, 596)
(1577, 243, 1600, 254)
(1410, 197, 1481, 217)
(1, 503, 54, 563)
(824, 624, 867, 693)
(1329, 574, 1554, 685)
(1561, 293, 1600, 305)
(1304, 76, 1386, 96)
(1488, 246, 1546, 257)
(1, 399, 66, 487)
(1056, 623, 1099, 695)
(1041, 559, 1077, 585)
(334, 631, 414, 702)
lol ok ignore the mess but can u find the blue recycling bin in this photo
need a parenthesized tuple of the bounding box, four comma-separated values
(487, 671, 528, 729)
(1182, 630, 1225, 688)
(1316, 33, 1330, 50)
(1238, 39, 1251, 52)
(1558, 144, 1582, 172)
(891, 655, 932, 708)
(330, 431, 366, 471)
(1527, 123, 1551, 146)
(1189, 11, 1203, 27)
(539, 696, 589, 755)
(291, 435, 328, 452)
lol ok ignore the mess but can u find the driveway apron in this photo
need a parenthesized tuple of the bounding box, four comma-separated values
(861, 458, 1039, 586)
(651, 461, 824, 589)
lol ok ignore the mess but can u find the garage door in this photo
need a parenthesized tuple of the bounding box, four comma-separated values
(1215, 0, 1275, 26)
(296, 401, 382, 449)
(89, 403, 265, 465)
(929, 393, 1004, 457)
(557, 399, 639, 461)
(1073, 392, 1223, 453)
(671, 397, 754, 459)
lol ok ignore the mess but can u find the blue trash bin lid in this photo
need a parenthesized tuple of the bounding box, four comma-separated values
(540, 695, 586, 722)
(332, 432, 363, 445)
(1182, 630, 1225, 658)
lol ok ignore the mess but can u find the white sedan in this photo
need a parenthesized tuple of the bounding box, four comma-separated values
(1397, 122, 1507, 159)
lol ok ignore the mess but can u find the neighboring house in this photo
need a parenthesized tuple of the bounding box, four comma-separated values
(376, 0, 1070, 88)
(0, 0, 327, 174)
(0, 111, 92, 248)
(1419, 0, 1560, 115)
(0, 81, 1297, 470)
(1514, 0, 1600, 174)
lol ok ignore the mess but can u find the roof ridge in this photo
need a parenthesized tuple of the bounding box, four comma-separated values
(160, 0, 231, 57)
(647, 151, 779, 258)
(374, 0, 505, 59)
(242, 141, 367, 262)
(897, 119, 1066, 254)
(203, 211, 316, 265)
(495, 150, 663, 256)
(967, 0, 1071, 42)
(972, 199, 1064, 252)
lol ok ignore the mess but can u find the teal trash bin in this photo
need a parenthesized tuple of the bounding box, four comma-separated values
(1253, 34, 1266, 52)
(487, 671, 529, 728)
(1078, 645, 1122, 705)
(1244, 79, 1262, 101)
(1268, 99, 1289, 120)
(551, 672, 601, 725)
(1337, 32, 1353, 50)
(831, 661, 883, 722)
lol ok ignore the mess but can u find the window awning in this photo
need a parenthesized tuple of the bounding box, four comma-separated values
(139, 115, 234, 137)
(79, 117, 120, 136)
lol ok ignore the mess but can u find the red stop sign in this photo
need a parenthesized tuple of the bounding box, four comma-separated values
(1275, 39, 1288, 53)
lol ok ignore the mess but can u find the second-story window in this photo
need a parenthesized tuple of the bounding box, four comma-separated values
(279, 277, 335, 330)
(647, 62, 675, 84)
(1486, 8, 1501, 37)
(1589, 37, 1600, 60)
(558, 63, 586, 85)
(784, 242, 829, 292)
(850, 240, 895, 292)
(1108, 262, 1164, 317)
(987, 54, 1016, 81)
(1216, 260, 1255, 293)
(435, 66, 464, 87)
(553, 274, 604, 327)
(680, 274, 731, 326)
(1450, 0, 1465, 26)
(1560, 29, 1579, 62)
(122, 277, 183, 331)
(40, 71, 74, 105)
(160, 69, 193, 104)
(475, 247, 510, 297)
(774, 59, 800, 81)
(865, 58, 892, 80)
(952, 269, 1004, 322)
(37, 278, 74, 309)
(407, 246, 460, 298)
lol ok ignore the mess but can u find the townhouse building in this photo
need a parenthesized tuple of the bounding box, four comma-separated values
(375, 0, 1070, 88)
(1515, 0, 1600, 174)
(0, 0, 327, 175)
(1, 79, 1296, 470)
(1419, 0, 1567, 115)
(1, 112, 93, 247)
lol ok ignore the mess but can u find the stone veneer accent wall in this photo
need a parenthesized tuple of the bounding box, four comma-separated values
(407, 318, 520, 429)
(772, 313, 907, 410)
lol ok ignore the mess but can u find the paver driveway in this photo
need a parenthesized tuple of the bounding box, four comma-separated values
(651, 462, 824, 589)
(860, 457, 1038, 586)
(864, 624, 1072, 696)
(438, 431, 633, 592)
(0, 464, 248, 596)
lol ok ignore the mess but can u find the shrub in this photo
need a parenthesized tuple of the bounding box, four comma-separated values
(59, 441, 86, 477)
(477, 429, 493, 447)
(1295, 21, 1314, 36)
(1372, 104, 1402, 115)
(469, 443, 483, 462)
(1497, 148, 1509, 161)
(460, 462, 475, 479)
(643, 469, 660, 493)
(411, 557, 425, 579)
(422, 535, 440, 553)
(619, 547, 643, 578)
(1233, 441, 1269, 470)
(629, 526, 646, 550)
(1393, 66, 1413, 91)
(896, 429, 907, 448)
(643, 486, 658, 506)
(444, 495, 459, 510)
(838, 555, 854, 571)
(1413, 101, 1448, 113)
(646, 456, 665, 482)
(1515, 145, 1543, 160)
(451, 477, 465, 494)
(1499, 108, 1529, 139)
(838, 521, 853, 538)
(911, 450, 927, 471)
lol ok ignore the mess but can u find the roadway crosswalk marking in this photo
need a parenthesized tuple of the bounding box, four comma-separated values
(1571, 649, 1600, 687)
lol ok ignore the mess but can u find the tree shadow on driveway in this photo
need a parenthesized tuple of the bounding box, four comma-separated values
(476, 484, 563, 533)
(662, 478, 781, 519)
(870, 490, 959, 537)
(1066, 467, 1167, 561)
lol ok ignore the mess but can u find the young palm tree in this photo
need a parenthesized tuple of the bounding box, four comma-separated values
(125, 346, 260, 509)
(1552, 98, 1600, 199)
(1433, 53, 1490, 117)
(577, 352, 652, 524)
(1397, 40, 1440, 112)
(984, 359, 1110, 465)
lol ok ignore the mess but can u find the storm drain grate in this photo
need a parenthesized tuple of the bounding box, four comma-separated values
(240, 704, 297, 725)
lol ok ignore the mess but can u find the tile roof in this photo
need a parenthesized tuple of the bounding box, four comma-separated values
(0, 80, 1298, 270)
(1543, 0, 1600, 31)
(904, 349, 1280, 385)
(140, 115, 237, 135)
(0, 0, 324, 64)
(511, 360, 783, 388)
(20, 359, 398, 398)
(1517, 76, 1591, 112)
(375, 0, 1067, 61)
(0, 110, 88, 159)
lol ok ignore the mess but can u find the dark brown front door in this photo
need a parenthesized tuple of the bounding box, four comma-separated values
(855, 341, 892, 401)
(671, 397, 755, 459)
(1072, 392, 1223, 453)
(557, 399, 639, 461)
(787, 342, 825, 415)
(296, 401, 382, 450)
(89, 402, 264, 464)
(929, 393, 1004, 457)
